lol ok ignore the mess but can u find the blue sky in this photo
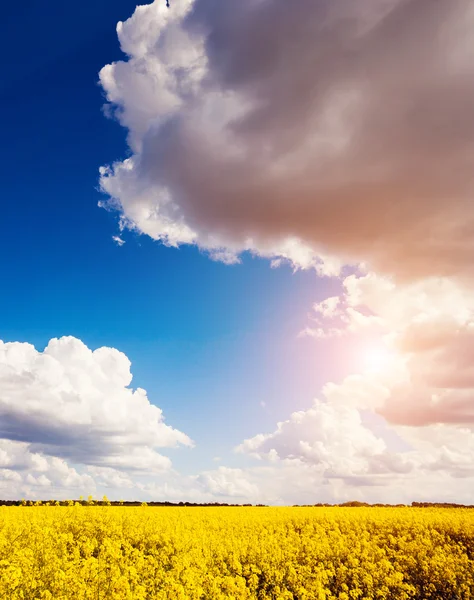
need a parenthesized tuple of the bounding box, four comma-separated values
(0, 0, 343, 477)
(1, 0, 473, 504)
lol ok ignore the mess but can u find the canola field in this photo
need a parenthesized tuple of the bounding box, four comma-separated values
(0, 506, 473, 600)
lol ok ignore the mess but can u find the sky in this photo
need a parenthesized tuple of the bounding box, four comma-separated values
(1, 0, 474, 504)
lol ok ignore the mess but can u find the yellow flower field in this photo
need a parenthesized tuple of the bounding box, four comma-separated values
(0, 506, 473, 599)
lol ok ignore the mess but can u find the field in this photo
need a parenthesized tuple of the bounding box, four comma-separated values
(0, 506, 473, 599)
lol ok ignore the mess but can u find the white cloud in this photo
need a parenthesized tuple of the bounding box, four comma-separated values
(195, 466, 259, 499)
(236, 400, 415, 481)
(234, 395, 474, 504)
(87, 466, 134, 489)
(395, 424, 474, 479)
(0, 438, 96, 500)
(112, 235, 125, 246)
(0, 336, 192, 483)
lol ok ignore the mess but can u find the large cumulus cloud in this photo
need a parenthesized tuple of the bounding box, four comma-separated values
(0, 336, 192, 474)
(100, 0, 474, 278)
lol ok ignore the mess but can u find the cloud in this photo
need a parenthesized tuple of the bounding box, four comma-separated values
(0, 336, 192, 475)
(236, 399, 415, 480)
(302, 271, 474, 428)
(133, 468, 260, 503)
(396, 424, 474, 479)
(234, 394, 474, 503)
(99, 0, 474, 279)
(112, 235, 125, 246)
(195, 466, 259, 498)
(0, 438, 96, 500)
(87, 466, 134, 489)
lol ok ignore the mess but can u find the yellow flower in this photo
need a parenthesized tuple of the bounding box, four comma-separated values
(0, 505, 472, 599)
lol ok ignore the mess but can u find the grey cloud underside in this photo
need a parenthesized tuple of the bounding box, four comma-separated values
(101, 0, 474, 279)
(0, 410, 172, 470)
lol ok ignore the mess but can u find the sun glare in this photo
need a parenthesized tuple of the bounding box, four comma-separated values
(362, 343, 396, 373)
